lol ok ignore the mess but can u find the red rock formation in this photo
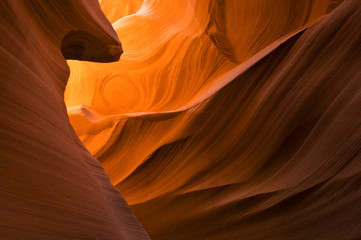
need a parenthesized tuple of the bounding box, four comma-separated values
(65, 0, 361, 239)
(0, 1, 149, 239)
(2, 0, 361, 239)
(128, 1, 361, 238)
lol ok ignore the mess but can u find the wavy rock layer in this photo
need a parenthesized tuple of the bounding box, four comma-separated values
(206, 0, 343, 63)
(66, 0, 342, 114)
(66, 0, 361, 239)
(99, 0, 144, 24)
(0, 1, 149, 239)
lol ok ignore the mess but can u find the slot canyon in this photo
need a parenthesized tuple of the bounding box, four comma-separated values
(1, 0, 361, 239)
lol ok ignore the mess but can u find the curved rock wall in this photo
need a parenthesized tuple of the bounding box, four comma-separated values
(0, 1, 149, 239)
(65, 0, 361, 239)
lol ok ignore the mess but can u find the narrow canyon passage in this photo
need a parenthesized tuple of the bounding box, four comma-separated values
(1, 0, 361, 239)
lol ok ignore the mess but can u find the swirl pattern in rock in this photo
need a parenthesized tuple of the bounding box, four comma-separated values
(64, 0, 361, 239)
(4, 0, 360, 239)
(66, 0, 361, 239)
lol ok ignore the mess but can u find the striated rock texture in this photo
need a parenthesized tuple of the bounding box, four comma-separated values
(2, 0, 361, 239)
(0, 0, 149, 239)
(99, 0, 144, 24)
(65, 0, 361, 239)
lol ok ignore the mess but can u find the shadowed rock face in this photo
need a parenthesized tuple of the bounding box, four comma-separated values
(64, 0, 361, 239)
(2, 0, 361, 239)
(61, 30, 122, 62)
(0, 0, 149, 239)
(206, 0, 344, 63)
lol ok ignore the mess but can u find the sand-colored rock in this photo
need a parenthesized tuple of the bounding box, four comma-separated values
(65, 0, 361, 239)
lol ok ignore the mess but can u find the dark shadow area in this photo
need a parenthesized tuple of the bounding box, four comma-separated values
(61, 30, 123, 62)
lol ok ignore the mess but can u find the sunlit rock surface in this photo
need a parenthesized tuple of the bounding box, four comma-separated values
(65, 0, 361, 239)
(2, 0, 361, 239)
(0, 1, 149, 239)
